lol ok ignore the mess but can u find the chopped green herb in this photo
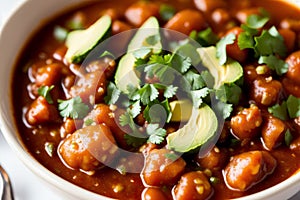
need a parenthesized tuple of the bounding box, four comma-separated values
(258, 55, 288, 75)
(285, 129, 293, 146)
(146, 123, 167, 144)
(54, 26, 68, 42)
(184, 69, 206, 90)
(238, 31, 255, 50)
(254, 26, 286, 57)
(215, 83, 242, 105)
(268, 102, 288, 120)
(246, 13, 269, 29)
(129, 100, 141, 118)
(214, 101, 233, 119)
(159, 4, 176, 21)
(287, 95, 300, 118)
(44, 142, 55, 157)
(104, 82, 121, 105)
(58, 96, 89, 119)
(38, 85, 55, 104)
(190, 28, 219, 47)
(84, 118, 95, 126)
(190, 87, 210, 108)
(216, 33, 236, 65)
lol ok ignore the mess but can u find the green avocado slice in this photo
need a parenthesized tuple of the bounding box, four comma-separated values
(65, 15, 112, 63)
(197, 46, 243, 89)
(115, 17, 162, 93)
(166, 104, 218, 153)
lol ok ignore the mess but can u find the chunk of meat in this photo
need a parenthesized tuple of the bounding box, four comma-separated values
(58, 124, 118, 172)
(125, 1, 160, 27)
(250, 77, 283, 106)
(84, 104, 130, 149)
(196, 146, 229, 170)
(35, 63, 62, 86)
(69, 70, 107, 105)
(173, 171, 213, 200)
(286, 51, 300, 84)
(224, 151, 277, 191)
(164, 9, 207, 36)
(261, 115, 286, 150)
(26, 96, 60, 125)
(141, 149, 186, 187)
(141, 188, 168, 200)
(230, 105, 263, 140)
(194, 0, 226, 13)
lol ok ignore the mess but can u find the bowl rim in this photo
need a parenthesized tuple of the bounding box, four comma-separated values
(0, 0, 300, 200)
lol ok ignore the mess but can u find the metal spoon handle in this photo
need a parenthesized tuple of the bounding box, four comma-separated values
(0, 165, 14, 200)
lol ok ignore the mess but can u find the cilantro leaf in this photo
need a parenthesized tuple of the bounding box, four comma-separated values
(216, 33, 236, 65)
(163, 85, 178, 99)
(268, 101, 288, 120)
(159, 4, 176, 21)
(238, 31, 255, 50)
(191, 87, 210, 108)
(246, 14, 269, 29)
(145, 63, 175, 84)
(129, 100, 141, 118)
(58, 97, 89, 119)
(258, 55, 288, 75)
(285, 129, 293, 146)
(137, 84, 159, 105)
(146, 123, 167, 144)
(190, 28, 218, 47)
(287, 95, 300, 118)
(170, 54, 192, 74)
(184, 69, 206, 90)
(216, 101, 233, 119)
(215, 83, 242, 105)
(124, 134, 147, 148)
(38, 85, 55, 104)
(104, 82, 121, 105)
(254, 26, 286, 57)
(143, 99, 171, 123)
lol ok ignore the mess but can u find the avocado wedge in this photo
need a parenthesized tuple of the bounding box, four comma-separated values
(197, 46, 243, 89)
(115, 17, 162, 93)
(167, 104, 218, 153)
(65, 15, 112, 63)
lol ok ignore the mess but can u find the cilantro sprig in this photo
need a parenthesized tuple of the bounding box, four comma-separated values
(58, 96, 89, 119)
(38, 85, 55, 104)
(268, 95, 300, 120)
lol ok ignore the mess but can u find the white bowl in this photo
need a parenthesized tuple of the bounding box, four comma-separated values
(0, 0, 300, 200)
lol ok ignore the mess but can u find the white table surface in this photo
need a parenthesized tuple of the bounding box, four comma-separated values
(0, 1, 300, 200)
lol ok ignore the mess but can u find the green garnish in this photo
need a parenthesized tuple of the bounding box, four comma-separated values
(58, 96, 89, 119)
(159, 4, 176, 21)
(258, 55, 288, 75)
(146, 123, 167, 144)
(216, 33, 236, 65)
(38, 85, 55, 104)
(268, 95, 300, 120)
(44, 142, 55, 157)
(84, 118, 95, 126)
(104, 82, 121, 105)
(190, 28, 219, 47)
(285, 130, 293, 146)
(54, 26, 68, 42)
